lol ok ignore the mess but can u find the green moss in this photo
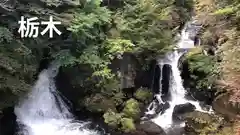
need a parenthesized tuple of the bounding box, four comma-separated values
(123, 98, 141, 119)
(134, 87, 153, 104)
(120, 118, 136, 133)
(83, 94, 117, 113)
(103, 109, 123, 128)
(213, 7, 235, 16)
(185, 47, 203, 58)
(184, 111, 235, 135)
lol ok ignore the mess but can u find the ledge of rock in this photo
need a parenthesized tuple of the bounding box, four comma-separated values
(137, 121, 166, 135)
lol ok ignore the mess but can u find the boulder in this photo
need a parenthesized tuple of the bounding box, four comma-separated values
(183, 111, 235, 135)
(137, 121, 166, 135)
(142, 101, 170, 121)
(172, 103, 196, 121)
(212, 93, 240, 119)
(83, 94, 117, 113)
(123, 131, 147, 135)
(158, 102, 170, 115)
(149, 101, 170, 116)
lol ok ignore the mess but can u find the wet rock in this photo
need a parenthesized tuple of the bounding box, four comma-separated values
(172, 103, 196, 121)
(159, 102, 170, 114)
(150, 101, 170, 115)
(137, 121, 166, 135)
(161, 64, 171, 101)
(142, 101, 170, 121)
(142, 114, 157, 121)
(123, 131, 148, 135)
(0, 107, 17, 135)
(199, 102, 212, 111)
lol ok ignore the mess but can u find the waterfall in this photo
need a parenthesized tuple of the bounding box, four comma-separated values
(145, 21, 212, 131)
(14, 63, 100, 135)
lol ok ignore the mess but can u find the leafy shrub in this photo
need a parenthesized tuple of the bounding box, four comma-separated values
(120, 118, 136, 133)
(134, 87, 153, 104)
(123, 98, 141, 119)
(103, 109, 123, 128)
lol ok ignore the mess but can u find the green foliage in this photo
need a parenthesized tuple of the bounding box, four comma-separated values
(62, 0, 195, 88)
(187, 52, 218, 89)
(134, 87, 153, 103)
(213, 7, 235, 15)
(103, 109, 136, 132)
(66, 2, 137, 86)
(123, 98, 141, 119)
(213, 0, 240, 18)
(66, 2, 114, 84)
(83, 93, 117, 113)
(120, 118, 136, 133)
(103, 109, 123, 128)
(54, 50, 79, 66)
(113, 0, 175, 55)
(0, 27, 13, 43)
(103, 39, 134, 60)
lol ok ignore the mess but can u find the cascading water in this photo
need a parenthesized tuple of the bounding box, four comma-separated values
(14, 63, 100, 135)
(145, 21, 212, 131)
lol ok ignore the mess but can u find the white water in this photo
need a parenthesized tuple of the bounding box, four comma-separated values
(146, 21, 212, 130)
(14, 63, 100, 135)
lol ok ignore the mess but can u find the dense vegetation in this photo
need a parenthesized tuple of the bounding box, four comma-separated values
(1, 0, 240, 134)
(187, 0, 240, 102)
(0, 0, 194, 133)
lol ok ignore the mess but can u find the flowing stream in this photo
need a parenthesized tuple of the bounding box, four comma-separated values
(14, 63, 100, 135)
(146, 21, 212, 131)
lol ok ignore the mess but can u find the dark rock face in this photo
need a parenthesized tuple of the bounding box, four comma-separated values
(134, 59, 158, 90)
(161, 64, 171, 101)
(172, 103, 196, 121)
(0, 107, 17, 135)
(152, 64, 161, 94)
(137, 121, 166, 135)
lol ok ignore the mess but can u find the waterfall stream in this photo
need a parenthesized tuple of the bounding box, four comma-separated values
(146, 21, 212, 131)
(14, 63, 100, 135)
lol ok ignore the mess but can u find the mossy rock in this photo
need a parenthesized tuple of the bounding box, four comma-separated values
(184, 111, 235, 135)
(120, 118, 136, 133)
(103, 109, 123, 128)
(134, 87, 153, 104)
(185, 46, 203, 58)
(123, 98, 141, 120)
(83, 93, 117, 113)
